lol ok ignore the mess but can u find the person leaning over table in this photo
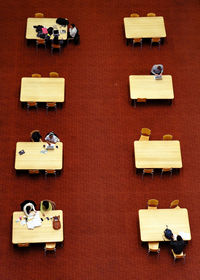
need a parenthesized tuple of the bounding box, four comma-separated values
(68, 23, 78, 38)
(151, 64, 164, 75)
(45, 131, 60, 144)
(40, 200, 56, 216)
(20, 200, 37, 218)
(170, 235, 185, 254)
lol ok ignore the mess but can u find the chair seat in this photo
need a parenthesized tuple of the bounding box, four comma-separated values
(52, 44, 61, 49)
(45, 242, 56, 250)
(148, 242, 160, 252)
(139, 135, 150, 141)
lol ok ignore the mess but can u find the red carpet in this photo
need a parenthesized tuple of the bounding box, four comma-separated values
(0, 0, 200, 279)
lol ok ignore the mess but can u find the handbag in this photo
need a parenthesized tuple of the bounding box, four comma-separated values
(53, 215, 61, 230)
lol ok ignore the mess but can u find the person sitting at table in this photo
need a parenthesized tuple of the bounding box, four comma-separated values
(30, 130, 42, 142)
(68, 23, 78, 39)
(20, 200, 37, 218)
(45, 131, 60, 144)
(151, 64, 164, 75)
(170, 235, 185, 254)
(40, 200, 56, 216)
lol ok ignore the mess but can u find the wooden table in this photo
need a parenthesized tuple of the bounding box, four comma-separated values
(129, 75, 174, 100)
(20, 77, 65, 102)
(139, 208, 191, 242)
(12, 210, 63, 244)
(134, 141, 182, 169)
(15, 142, 63, 170)
(124, 16, 166, 39)
(26, 18, 68, 40)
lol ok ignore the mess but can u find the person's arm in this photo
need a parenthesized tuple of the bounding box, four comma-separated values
(40, 201, 45, 216)
(151, 65, 156, 75)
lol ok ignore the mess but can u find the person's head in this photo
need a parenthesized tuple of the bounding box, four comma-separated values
(26, 206, 31, 214)
(177, 235, 183, 241)
(157, 66, 162, 71)
(49, 132, 54, 139)
(71, 24, 75, 28)
(42, 200, 49, 210)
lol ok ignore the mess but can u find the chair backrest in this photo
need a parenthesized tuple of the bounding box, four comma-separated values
(27, 102, 37, 107)
(35, 13, 44, 18)
(130, 13, 140, 17)
(163, 134, 173, 140)
(141, 128, 151, 136)
(147, 13, 156, 17)
(32, 73, 41, 78)
(29, 169, 39, 174)
(137, 98, 146, 102)
(147, 199, 158, 207)
(170, 199, 179, 208)
(49, 72, 59, 77)
(152, 38, 161, 42)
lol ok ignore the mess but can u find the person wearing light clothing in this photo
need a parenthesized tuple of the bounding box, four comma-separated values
(68, 24, 78, 38)
(20, 200, 37, 218)
(45, 132, 60, 144)
(151, 64, 164, 75)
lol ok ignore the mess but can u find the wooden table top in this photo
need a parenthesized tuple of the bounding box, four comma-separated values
(129, 75, 174, 100)
(12, 210, 63, 244)
(20, 77, 65, 102)
(134, 140, 182, 168)
(26, 18, 68, 40)
(139, 208, 191, 242)
(15, 142, 63, 170)
(124, 16, 166, 38)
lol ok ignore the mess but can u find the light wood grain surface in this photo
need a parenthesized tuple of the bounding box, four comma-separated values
(129, 75, 174, 99)
(124, 16, 166, 38)
(15, 142, 63, 170)
(26, 18, 68, 40)
(134, 141, 182, 168)
(139, 208, 191, 242)
(20, 77, 65, 102)
(12, 210, 63, 244)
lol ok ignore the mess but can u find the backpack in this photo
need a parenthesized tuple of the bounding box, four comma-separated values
(164, 226, 173, 240)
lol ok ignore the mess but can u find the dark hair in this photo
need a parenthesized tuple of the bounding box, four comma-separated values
(157, 66, 162, 71)
(177, 235, 183, 241)
(26, 206, 31, 214)
(71, 24, 75, 28)
(43, 201, 49, 210)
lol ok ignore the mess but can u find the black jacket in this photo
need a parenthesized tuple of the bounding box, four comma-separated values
(170, 239, 185, 254)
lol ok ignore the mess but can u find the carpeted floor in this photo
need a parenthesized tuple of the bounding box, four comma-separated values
(0, 0, 200, 279)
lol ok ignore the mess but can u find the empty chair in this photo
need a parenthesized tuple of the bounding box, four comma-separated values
(147, 13, 156, 17)
(134, 98, 146, 107)
(130, 13, 140, 17)
(150, 38, 161, 49)
(46, 102, 57, 112)
(36, 39, 46, 49)
(142, 168, 154, 179)
(27, 102, 38, 111)
(161, 168, 173, 177)
(148, 242, 160, 254)
(44, 242, 56, 255)
(29, 170, 40, 175)
(147, 199, 159, 209)
(171, 249, 186, 263)
(49, 72, 59, 77)
(163, 134, 173, 140)
(18, 243, 29, 247)
(170, 200, 180, 209)
(32, 73, 41, 78)
(45, 170, 56, 176)
(34, 13, 44, 18)
(139, 128, 151, 141)
(133, 38, 142, 49)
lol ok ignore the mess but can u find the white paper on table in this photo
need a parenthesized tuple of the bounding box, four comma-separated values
(179, 232, 190, 239)
(27, 211, 42, 230)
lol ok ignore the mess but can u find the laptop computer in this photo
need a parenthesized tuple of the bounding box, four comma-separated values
(154, 75, 162, 80)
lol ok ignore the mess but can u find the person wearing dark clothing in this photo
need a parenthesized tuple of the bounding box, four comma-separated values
(170, 235, 185, 254)
(30, 130, 42, 142)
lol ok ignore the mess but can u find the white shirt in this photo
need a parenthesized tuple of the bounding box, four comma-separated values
(45, 133, 60, 143)
(23, 203, 36, 217)
(69, 27, 77, 38)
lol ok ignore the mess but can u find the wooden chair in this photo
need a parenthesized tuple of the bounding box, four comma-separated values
(133, 38, 142, 49)
(148, 242, 160, 254)
(49, 72, 59, 77)
(18, 243, 29, 247)
(150, 38, 161, 49)
(134, 98, 146, 107)
(171, 249, 186, 263)
(45, 170, 56, 176)
(147, 199, 159, 209)
(163, 134, 173, 140)
(130, 13, 140, 17)
(147, 13, 156, 17)
(32, 73, 41, 78)
(139, 128, 151, 141)
(170, 200, 180, 209)
(36, 39, 46, 49)
(29, 170, 40, 175)
(142, 168, 154, 179)
(44, 242, 56, 255)
(51, 44, 61, 55)
(27, 102, 38, 111)
(34, 13, 44, 18)
(46, 102, 57, 113)
(161, 168, 173, 177)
